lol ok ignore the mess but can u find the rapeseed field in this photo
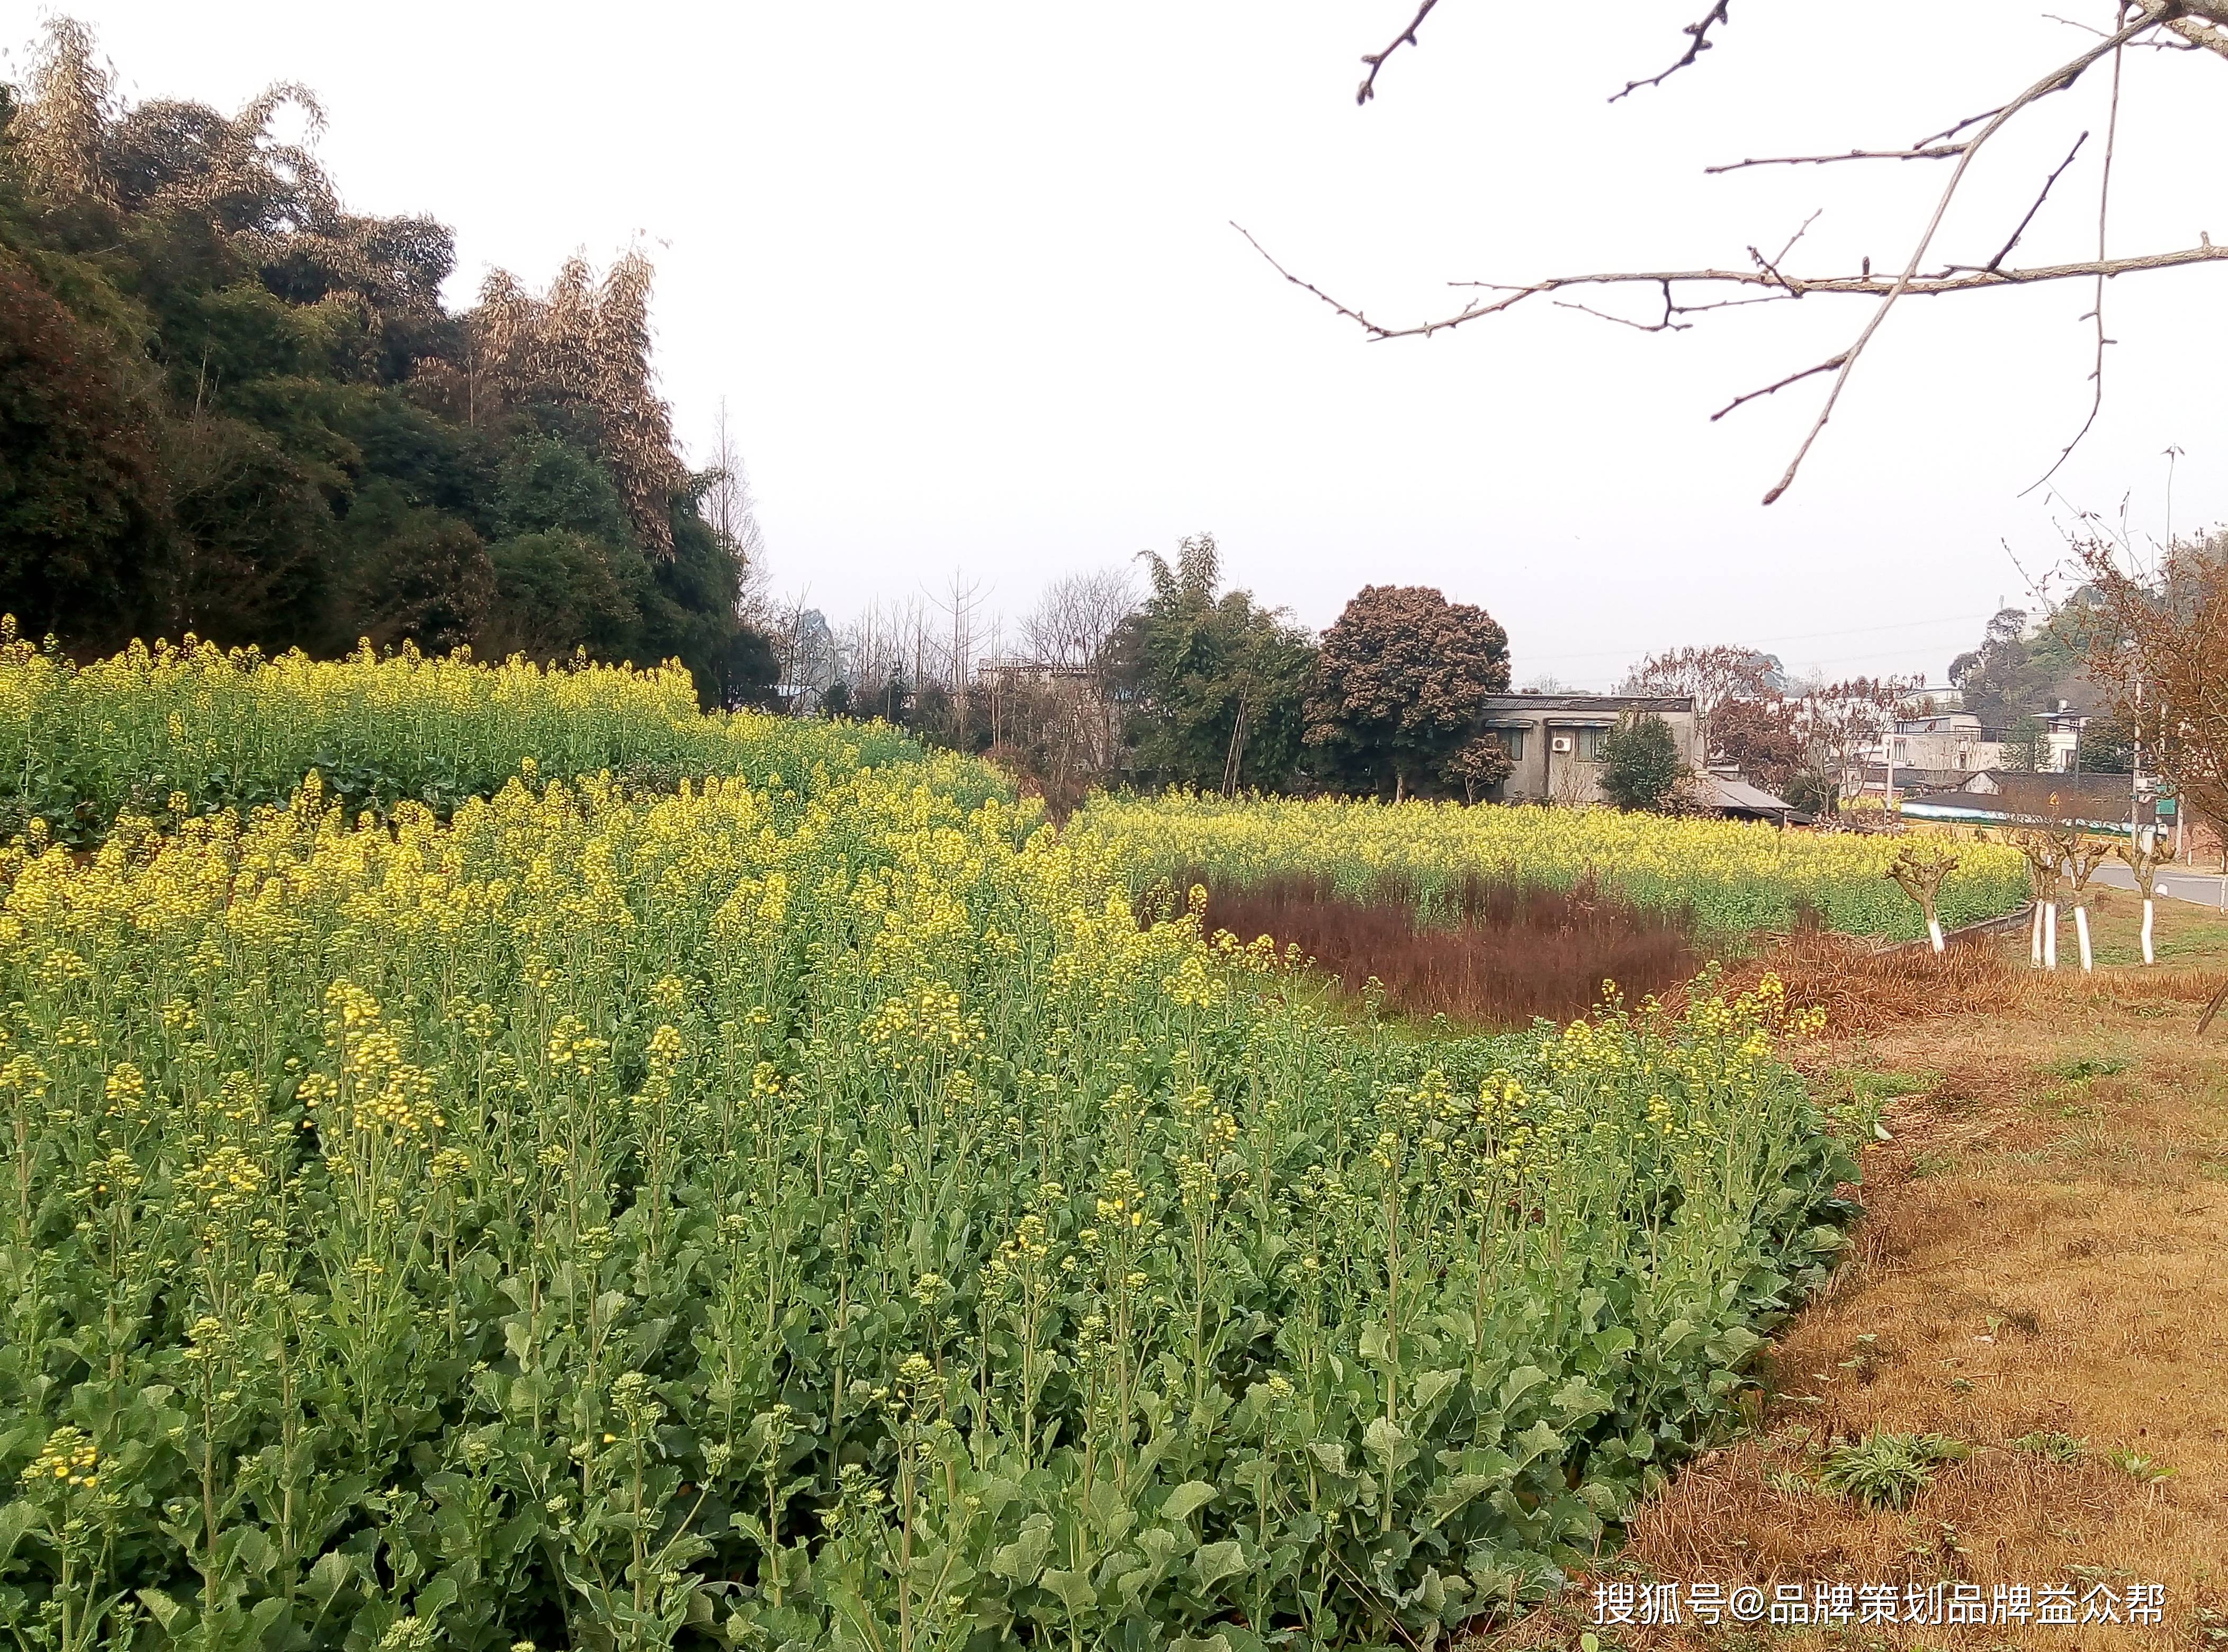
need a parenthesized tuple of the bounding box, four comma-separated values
(1077, 791, 2032, 941)
(1, 641, 1858, 1650)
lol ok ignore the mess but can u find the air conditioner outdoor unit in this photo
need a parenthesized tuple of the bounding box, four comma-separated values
(1550, 735, 1575, 754)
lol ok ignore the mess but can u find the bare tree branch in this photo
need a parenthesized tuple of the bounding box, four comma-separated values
(1356, 0, 1439, 106)
(2027, 25, 2129, 494)
(2134, 0, 2228, 58)
(1301, 2, 2228, 504)
(1236, 225, 2228, 340)
(1610, 0, 1733, 102)
(1707, 144, 1966, 173)
(1711, 355, 1847, 422)
(1982, 130, 2088, 273)
(1760, 11, 2159, 503)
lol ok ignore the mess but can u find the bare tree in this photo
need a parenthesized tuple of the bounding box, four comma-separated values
(1022, 568, 1138, 678)
(1010, 567, 1140, 795)
(703, 399, 772, 624)
(929, 569, 992, 747)
(1249, 3, 2228, 501)
(838, 596, 927, 721)
(1791, 676, 1920, 815)
(1618, 644, 1783, 762)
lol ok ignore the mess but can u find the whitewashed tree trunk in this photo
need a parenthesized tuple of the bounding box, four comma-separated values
(2074, 903, 2094, 973)
(2030, 902, 2045, 967)
(2142, 896, 2156, 965)
(2044, 903, 2059, 969)
(1927, 915, 1945, 954)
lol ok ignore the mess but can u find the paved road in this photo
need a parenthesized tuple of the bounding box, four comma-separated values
(2091, 860, 2228, 909)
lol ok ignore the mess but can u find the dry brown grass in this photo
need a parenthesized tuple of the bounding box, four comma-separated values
(1685, 929, 2036, 1035)
(1187, 870, 1700, 1030)
(1466, 895, 2228, 1651)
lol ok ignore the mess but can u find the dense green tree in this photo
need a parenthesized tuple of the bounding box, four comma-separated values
(1109, 534, 1315, 792)
(2076, 706, 2141, 774)
(1302, 584, 1511, 800)
(0, 20, 774, 705)
(1948, 607, 2089, 728)
(0, 247, 169, 644)
(1598, 712, 1687, 811)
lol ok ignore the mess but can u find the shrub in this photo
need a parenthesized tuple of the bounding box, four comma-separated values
(1597, 713, 1686, 812)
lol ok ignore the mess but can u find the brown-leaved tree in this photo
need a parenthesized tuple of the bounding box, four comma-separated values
(1304, 583, 1511, 800)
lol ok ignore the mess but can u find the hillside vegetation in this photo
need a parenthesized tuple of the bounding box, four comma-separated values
(0, 22, 771, 702)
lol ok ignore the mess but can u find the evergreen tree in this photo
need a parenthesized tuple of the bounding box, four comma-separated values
(1598, 712, 1687, 811)
(1303, 585, 1511, 800)
(1109, 534, 1314, 792)
(0, 21, 774, 705)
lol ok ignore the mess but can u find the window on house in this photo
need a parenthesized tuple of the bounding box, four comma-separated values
(1573, 727, 1608, 761)
(1493, 729, 1525, 760)
(1893, 739, 1910, 764)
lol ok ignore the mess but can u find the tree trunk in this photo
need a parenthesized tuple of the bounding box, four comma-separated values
(2074, 903, 2094, 973)
(2044, 903, 2059, 969)
(2142, 896, 2156, 966)
(2029, 902, 2044, 968)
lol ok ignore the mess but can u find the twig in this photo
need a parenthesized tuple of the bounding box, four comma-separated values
(1552, 292, 1691, 333)
(1712, 355, 1848, 421)
(2026, 20, 2128, 494)
(2045, 10, 2200, 47)
(1749, 209, 1823, 290)
(1356, 0, 1439, 106)
(1760, 11, 2160, 505)
(1610, 0, 1733, 102)
(1708, 145, 1965, 173)
(1983, 130, 2089, 273)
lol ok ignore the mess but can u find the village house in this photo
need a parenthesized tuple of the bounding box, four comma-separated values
(1478, 694, 1699, 806)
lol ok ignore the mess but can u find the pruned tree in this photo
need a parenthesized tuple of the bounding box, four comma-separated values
(1887, 840, 1960, 954)
(1251, 3, 2228, 500)
(2010, 828, 2067, 967)
(2116, 823, 2174, 965)
(2054, 822, 2115, 972)
(1303, 583, 1512, 801)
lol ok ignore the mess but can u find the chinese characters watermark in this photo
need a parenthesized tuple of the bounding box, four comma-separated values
(1592, 1579, 2166, 1629)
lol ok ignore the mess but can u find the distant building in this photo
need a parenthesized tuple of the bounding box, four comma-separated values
(1696, 766, 1808, 826)
(1478, 695, 1697, 806)
(1881, 711, 2008, 776)
(1899, 770, 2155, 832)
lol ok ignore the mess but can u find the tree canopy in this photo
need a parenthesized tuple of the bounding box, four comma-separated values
(0, 20, 772, 705)
(1109, 535, 1315, 793)
(1302, 584, 1510, 801)
(1597, 712, 1687, 812)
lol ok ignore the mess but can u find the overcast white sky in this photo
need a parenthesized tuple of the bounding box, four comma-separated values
(24, 2, 2228, 686)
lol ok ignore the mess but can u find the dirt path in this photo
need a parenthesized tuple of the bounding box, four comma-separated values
(1483, 889, 2228, 1651)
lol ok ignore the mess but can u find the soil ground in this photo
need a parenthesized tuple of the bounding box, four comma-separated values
(1469, 887, 2228, 1652)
